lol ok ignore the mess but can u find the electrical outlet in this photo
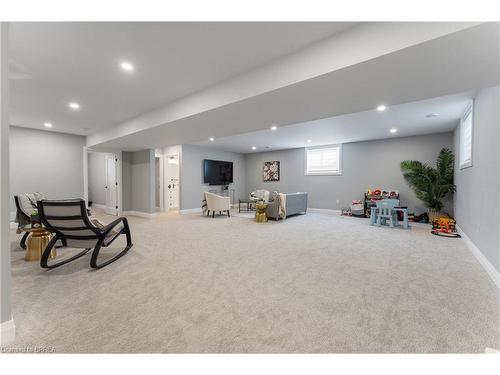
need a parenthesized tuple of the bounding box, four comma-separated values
(336, 199, 340, 204)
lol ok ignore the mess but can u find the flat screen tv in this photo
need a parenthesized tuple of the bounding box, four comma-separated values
(203, 159, 233, 185)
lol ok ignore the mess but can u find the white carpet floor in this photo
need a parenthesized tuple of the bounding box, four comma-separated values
(4, 209, 500, 353)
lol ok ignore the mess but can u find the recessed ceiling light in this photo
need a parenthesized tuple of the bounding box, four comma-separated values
(270, 125, 277, 131)
(390, 128, 398, 134)
(44, 122, 53, 128)
(120, 62, 134, 72)
(69, 102, 80, 110)
(251, 146, 257, 150)
(209, 137, 215, 142)
(377, 105, 387, 112)
(425, 113, 440, 118)
(307, 139, 312, 143)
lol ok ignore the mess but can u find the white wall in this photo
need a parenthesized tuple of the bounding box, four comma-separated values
(245, 132, 454, 214)
(453, 86, 500, 273)
(163, 144, 182, 155)
(180, 144, 246, 211)
(1, 22, 13, 338)
(122, 149, 155, 214)
(9, 126, 86, 213)
(178, 133, 453, 213)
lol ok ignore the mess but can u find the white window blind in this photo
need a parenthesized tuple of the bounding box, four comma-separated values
(305, 145, 342, 175)
(459, 104, 473, 169)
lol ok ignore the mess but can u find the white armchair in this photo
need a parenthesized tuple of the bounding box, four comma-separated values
(249, 189, 270, 203)
(204, 192, 231, 218)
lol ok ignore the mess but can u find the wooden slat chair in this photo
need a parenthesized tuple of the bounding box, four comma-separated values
(37, 199, 133, 269)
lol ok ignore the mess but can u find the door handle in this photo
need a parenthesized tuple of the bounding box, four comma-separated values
(105, 186, 108, 189)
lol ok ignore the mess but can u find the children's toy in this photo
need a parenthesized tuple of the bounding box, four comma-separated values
(350, 199, 365, 217)
(431, 216, 461, 238)
(341, 207, 351, 216)
(364, 188, 400, 217)
(395, 206, 408, 221)
(370, 199, 399, 228)
(413, 212, 429, 224)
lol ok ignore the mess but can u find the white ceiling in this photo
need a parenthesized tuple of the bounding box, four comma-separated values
(192, 92, 473, 153)
(9, 22, 356, 135)
(91, 23, 500, 152)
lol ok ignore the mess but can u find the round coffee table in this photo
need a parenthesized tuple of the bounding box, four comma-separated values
(19, 226, 57, 261)
(255, 202, 268, 223)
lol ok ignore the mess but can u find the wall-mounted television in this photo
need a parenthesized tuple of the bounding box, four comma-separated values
(203, 159, 233, 185)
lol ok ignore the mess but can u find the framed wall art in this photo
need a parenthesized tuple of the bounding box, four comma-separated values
(263, 161, 280, 182)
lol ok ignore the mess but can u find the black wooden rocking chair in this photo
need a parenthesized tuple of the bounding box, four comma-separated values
(37, 199, 133, 269)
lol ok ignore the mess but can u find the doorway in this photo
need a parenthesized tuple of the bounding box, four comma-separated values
(86, 150, 120, 216)
(164, 153, 180, 210)
(105, 154, 118, 215)
(155, 155, 163, 211)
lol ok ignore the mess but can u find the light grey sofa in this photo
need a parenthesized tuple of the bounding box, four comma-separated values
(266, 192, 307, 219)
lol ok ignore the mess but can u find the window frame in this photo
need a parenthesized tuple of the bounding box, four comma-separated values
(459, 102, 474, 170)
(304, 144, 343, 176)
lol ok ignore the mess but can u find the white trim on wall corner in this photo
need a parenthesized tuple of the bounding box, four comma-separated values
(457, 225, 500, 291)
(179, 208, 203, 215)
(91, 203, 107, 210)
(0, 318, 16, 345)
(122, 211, 157, 219)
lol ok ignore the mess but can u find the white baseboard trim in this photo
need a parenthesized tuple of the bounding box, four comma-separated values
(10, 211, 16, 221)
(456, 225, 500, 291)
(91, 203, 107, 210)
(180, 205, 236, 214)
(122, 210, 157, 219)
(308, 208, 342, 215)
(0, 318, 16, 345)
(179, 208, 203, 215)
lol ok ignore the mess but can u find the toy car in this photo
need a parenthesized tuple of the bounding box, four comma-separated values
(431, 216, 461, 238)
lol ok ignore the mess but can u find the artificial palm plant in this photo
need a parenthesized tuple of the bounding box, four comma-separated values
(400, 148, 455, 217)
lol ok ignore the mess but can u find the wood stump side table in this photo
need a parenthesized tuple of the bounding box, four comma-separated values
(255, 202, 268, 223)
(19, 227, 57, 261)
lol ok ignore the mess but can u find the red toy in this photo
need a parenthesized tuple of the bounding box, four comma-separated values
(431, 217, 461, 238)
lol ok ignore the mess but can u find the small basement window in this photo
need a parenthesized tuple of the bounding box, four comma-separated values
(459, 103, 474, 169)
(305, 144, 342, 175)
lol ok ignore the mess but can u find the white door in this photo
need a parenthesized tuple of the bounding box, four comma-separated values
(105, 155, 118, 215)
(165, 153, 180, 210)
(155, 157, 161, 209)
